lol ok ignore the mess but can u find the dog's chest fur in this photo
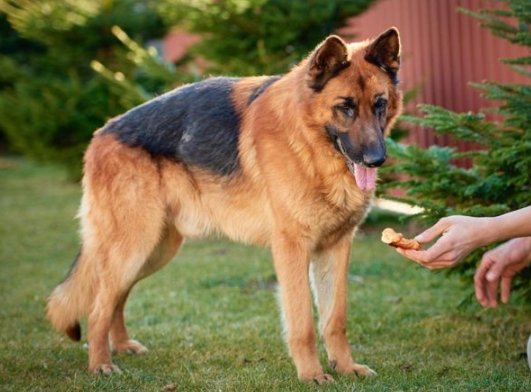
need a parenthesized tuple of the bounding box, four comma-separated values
(293, 173, 373, 250)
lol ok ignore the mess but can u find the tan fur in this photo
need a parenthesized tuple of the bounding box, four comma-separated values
(47, 28, 402, 382)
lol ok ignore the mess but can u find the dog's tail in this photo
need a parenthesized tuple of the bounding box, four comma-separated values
(46, 250, 96, 341)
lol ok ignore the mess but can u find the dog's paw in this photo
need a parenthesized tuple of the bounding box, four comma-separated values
(351, 363, 377, 377)
(300, 372, 335, 384)
(312, 373, 335, 384)
(304, 373, 335, 385)
(91, 363, 123, 375)
(330, 360, 377, 377)
(112, 339, 148, 355)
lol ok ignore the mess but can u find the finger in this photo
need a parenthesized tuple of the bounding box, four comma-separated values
(486, 271, 499, 283)
(396, 246, 456, 270)
(475, 255, 493, 282)
(474, 281, 489, 308)
(396, 248, 439, 266)
(500, 276, 512, 304)
(474, 254, 497, 307)
(485, 277, 500, 308)
(483, 250, 510, 284)
(474, 267, 488, 307)
(414, 218, 452, 243)
(420, 261, 455, 269)
(395, 247, 425, 263)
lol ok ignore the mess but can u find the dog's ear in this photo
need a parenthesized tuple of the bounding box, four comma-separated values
(365, 27, 401, 83)
(307, 35, 350, 91)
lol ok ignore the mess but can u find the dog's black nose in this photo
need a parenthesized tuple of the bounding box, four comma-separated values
(363, 154, 386, 168)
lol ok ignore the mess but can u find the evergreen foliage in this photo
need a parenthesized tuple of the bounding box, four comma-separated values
(0, 0, 167, 178)
(156, 0, 375, 76)
(378, 0, 531, 300)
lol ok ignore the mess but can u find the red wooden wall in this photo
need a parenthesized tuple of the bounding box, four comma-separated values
(339, 0, 529, 149)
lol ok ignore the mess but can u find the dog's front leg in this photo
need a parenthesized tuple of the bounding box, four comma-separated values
(311, 235, 377, 377)
(271, 234, 333, 383)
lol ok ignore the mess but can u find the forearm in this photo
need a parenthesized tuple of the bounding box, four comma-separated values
(483, 206, 531, 244)
(518, 237, 531, 265)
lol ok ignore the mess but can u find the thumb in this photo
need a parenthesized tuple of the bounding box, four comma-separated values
(484, 257, 506, 283)
(414, 219, 450, 244)
(486, 268, 503, 283)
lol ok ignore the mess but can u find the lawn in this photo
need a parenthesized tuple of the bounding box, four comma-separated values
(1, 157, 530, 391)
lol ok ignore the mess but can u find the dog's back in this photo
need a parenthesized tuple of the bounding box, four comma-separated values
(103, 77, 242, 176)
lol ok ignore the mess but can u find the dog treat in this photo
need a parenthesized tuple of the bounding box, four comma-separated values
(381, 227, 421, 250)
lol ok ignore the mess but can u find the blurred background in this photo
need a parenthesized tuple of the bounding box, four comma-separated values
(2, 0, 530, 277)
(0, 0, 527, 179)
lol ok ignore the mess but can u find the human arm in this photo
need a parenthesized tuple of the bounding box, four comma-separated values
(395, 205, 531, 269)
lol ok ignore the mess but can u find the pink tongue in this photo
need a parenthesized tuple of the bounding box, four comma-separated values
(354, 164, 377, 191)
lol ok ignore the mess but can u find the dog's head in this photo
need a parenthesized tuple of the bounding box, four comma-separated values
(303, 28, 402, 191)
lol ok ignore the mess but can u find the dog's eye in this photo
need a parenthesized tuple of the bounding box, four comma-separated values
(374, 97, 388, 114)
(335, 103, 356, 118)
(339, 106, 355, 117)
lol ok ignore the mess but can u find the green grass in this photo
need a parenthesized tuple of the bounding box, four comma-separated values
(1, 156, 531, 391)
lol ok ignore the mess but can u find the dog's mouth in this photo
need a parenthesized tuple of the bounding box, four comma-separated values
(335, 137, 377, 192)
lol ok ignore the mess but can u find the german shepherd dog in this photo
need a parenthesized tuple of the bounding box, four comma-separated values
(47, 27, 402, 383)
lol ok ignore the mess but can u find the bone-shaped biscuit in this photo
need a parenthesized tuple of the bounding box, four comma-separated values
(381, 227, 421, 250)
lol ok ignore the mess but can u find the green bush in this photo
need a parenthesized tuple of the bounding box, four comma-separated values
(378, 0, 531, 300)
(157, 0, 375, 76)
(0, 0, 167, 178)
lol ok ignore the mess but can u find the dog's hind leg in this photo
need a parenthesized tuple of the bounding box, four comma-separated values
(87, 237, 172, 374)
(109, 289, 146, 355)
(310, 234, 377, 377)
(87, 272, 127, 375)
(110, 225, 183, 355)
(79, 134, 176, 374)
(86, 218, 183, 374)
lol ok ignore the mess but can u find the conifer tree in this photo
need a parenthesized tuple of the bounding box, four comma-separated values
(378, 0, 531, 301)
(157, 0, 375, 76)
(0, 0, 167, 178)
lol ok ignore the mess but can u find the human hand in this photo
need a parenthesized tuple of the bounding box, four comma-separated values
(395, 216, 491, 269)
(474, 237, 531, 308)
